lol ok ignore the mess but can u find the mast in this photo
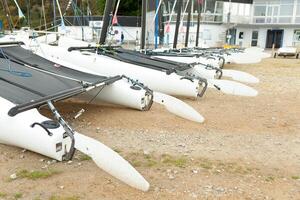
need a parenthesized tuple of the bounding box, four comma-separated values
(141, 0, 147, 49)
(27, 0, 31, 27)
(195, 0, 202, 47)
(42, 0, 47, 31)
(99, 0, 115, 45)
(81, 0, 84, 41)
(173, 0, 183, 49)
(185, 0, 192, 47)
(53, 0, 56, 30)
(158, 1, 165, 45)
(154, 0, 159, 49)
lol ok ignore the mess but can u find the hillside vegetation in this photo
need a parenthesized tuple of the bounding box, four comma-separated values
(0, 0, 141, 29)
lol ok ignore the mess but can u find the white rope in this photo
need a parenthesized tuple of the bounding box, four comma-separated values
(56, 0, 65, 27)
(179, 0, 190, 29)
(13, 0, 25, 19)
(113, 0, 121, 20)
(166, 0, 177, 26)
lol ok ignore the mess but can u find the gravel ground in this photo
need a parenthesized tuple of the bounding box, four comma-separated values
(0, 57, 299, 200)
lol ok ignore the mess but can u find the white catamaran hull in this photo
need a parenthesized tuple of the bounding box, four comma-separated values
(0, 97, 69, 161)
(78, 79, 152, 111)
(0, 97, 149, 191)
(41, 37, 258, 97)
(33, 49, 153, 111)
(154, 55, 260, 84)
(35, 42, 202, 98)
(0, 34, 153, 111)
(30, 44, 204, 122)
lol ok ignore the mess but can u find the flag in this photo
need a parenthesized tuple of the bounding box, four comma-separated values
(17, 8, 25, 19)
(13, 0, 25, 18)
(112, 15, 118, 25)
(180, 26, 186, 33)
(165, 22, 170, 33)
(198, 0, 203, 4)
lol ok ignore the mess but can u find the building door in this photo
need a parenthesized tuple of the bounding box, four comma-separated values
(226, 28, 236, 45)
(266, 29, 284, 48)
(251, 31, 259, 47)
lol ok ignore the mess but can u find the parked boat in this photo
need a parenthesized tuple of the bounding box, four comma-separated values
(37, 36, 258, 97)
(148, 49, 261, 84)
(0, 51, 149, 191)
(0, 38, 204, 123)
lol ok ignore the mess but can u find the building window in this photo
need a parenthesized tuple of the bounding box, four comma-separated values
(253, 18, 265, 23)
(281, 0, 294, 4)
(239, 32, 244, 39)
(267, 7, 272, 16)
(251, 31, 259, 46)
(204, 0, 217, 13)
(296, 0, 300, 23)
(279, 17, 292, 23)
(253, 0, 295, 24)
(203, 29, 212, 40)
(215, 1, 223, 14)
(254, 6, 266, 16)
(293, 30, 300, 45)
(279, 5, 294, 16)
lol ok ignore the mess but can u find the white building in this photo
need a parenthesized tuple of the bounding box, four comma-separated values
(235, 0, 300, 48)
(153, 0, 300, 48)
(61, 0, 300, 49)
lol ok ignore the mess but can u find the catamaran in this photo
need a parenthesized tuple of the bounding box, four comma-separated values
(0, 42, 149, 191)
(38, 35, 258, 97)
(0, 40, 204, 123)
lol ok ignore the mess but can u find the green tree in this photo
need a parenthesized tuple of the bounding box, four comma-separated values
(0, 0, 142, 29)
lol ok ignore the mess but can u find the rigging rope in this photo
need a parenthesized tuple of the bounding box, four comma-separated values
(0, 48, 32, 78)
(151, 0, 163, 24)
(165, 0, 178, 33)
(179, 0, 190, 28)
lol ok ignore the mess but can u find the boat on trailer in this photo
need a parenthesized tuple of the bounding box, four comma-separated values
(0, 49, 149, 191)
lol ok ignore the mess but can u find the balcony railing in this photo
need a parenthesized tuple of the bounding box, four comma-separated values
(252, 16, 295, 24)
(200, 13, 223, 23)
(163, 12, 223, 24)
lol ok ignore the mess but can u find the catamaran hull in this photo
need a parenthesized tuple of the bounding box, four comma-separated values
(35, 43, 202, 98)
(0, 97, 68, 161)
(28, 46, 154, 111)
(0, 35, 154, 111)
(76, 79, 153, 111)
(0, 97, 150, 191)
(154, 55, 260, 84)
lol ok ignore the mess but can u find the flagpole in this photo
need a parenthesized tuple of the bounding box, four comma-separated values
(195, 0, 202, 47)
(155, 0, 159, 49)
(141, 0, 147, 50)
(185, 0, 192, 47)
(173, 0, 183, 49)
(99, 0, 115, 45)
